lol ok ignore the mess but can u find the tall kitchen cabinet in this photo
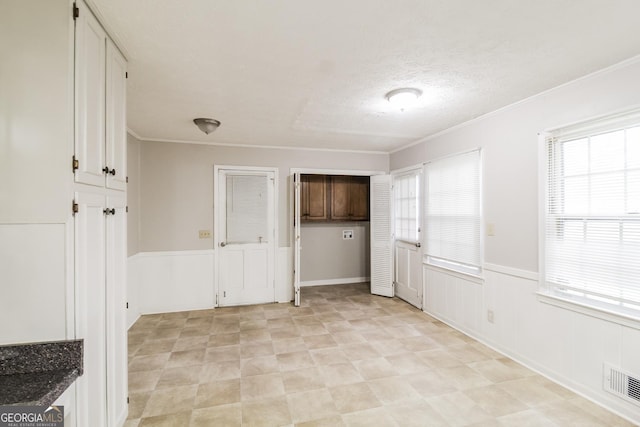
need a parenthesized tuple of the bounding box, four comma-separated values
(1, 1, 127, 425)
(74, 1, 128, 426)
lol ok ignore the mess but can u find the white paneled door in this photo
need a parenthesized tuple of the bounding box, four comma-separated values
(392, 169, 423, 308)
(216, 168, 276, 306)
(394, 241, 423, 308)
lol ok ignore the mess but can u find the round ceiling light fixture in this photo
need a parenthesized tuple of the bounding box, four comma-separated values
(193, 118, 221, 135)
(385, 88, 422, 110)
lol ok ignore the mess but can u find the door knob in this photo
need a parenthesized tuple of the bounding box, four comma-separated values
(219, 242, 226, 247)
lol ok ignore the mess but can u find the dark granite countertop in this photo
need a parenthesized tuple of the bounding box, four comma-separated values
(0, 340, 83, 406)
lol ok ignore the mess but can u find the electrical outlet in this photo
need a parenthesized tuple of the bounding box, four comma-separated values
(198, 230, 212, 239)
(343, 230, 354, 240)
(487, 310, 494, 323)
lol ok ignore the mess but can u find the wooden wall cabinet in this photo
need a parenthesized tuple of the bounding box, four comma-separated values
(300, 174, 369, 222)
(300, 175, 329, 221)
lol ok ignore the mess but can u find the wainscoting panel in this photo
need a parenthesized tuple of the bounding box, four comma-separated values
(423, 263, 640, 424)
(136, 250, 215, 315)
(130, 248, 295, 318)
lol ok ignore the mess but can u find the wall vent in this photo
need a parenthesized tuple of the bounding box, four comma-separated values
(604, 363, 640, 406)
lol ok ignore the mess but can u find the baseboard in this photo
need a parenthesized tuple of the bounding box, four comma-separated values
(300, 277, 369, 287)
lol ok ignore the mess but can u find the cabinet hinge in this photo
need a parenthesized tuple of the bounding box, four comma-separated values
(126, 302, 129, 309)
(215, 294, 218, 305)
(126, 176, 129, 183)
(72, 3, 79, 19)
(126, 206, 129, 213)
(125, 72, 128, 79)
(72, 200, 79, 215)
(72, 155, 79, 172)
(127, 396, 129, 404)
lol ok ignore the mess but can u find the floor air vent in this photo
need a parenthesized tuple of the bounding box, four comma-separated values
(604, 363, 640, 406)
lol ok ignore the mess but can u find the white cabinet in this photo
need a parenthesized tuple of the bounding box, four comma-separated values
(106, 195, 128, 424)
(74, 192, 128, 427)
(75, 0, 127, 191)
(2, 1, 127, 425)
(74, 1, 129, 425)
(74, 192, 107, 426)
(106, 41, 128, 191)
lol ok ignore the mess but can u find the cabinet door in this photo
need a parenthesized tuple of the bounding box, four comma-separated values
(75, 1, 106, 187)
(106, 194, 128, 425)
(74, 192, 107, 427)
(105, 41, 127, 191)
(349, 176, 369, 220)
(301, 175, 328, 221)
(330, 176, 351, 220)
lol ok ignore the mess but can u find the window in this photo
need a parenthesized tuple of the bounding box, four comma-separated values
(393, 170, 421, 243)
(544, 110, 640, 319)
(424, 149, 482, 276)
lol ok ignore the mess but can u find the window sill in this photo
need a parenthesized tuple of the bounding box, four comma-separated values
(423, 263, 484, 284)
(537, 291, 640, 331)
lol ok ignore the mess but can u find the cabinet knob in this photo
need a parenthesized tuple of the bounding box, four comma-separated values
(102, 167, 117, 176)
(103, 208, 115, 215)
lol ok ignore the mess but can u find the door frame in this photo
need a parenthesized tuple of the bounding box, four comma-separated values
(290, 167, 385, 306)
(390, 163, 425, 308)
(214, 165, 279, 307)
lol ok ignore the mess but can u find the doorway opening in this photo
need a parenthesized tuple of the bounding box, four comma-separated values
(291, 169, 392, 306)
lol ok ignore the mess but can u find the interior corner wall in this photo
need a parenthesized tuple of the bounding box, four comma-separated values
(390, 57, 640, 423)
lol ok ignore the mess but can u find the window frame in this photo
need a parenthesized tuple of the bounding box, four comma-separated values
(423, 148, 483, 278)
(539, 108, 640, 327)
(392, 167, 422, 245)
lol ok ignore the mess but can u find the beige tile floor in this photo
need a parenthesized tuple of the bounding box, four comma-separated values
(125, 283, 635, 427)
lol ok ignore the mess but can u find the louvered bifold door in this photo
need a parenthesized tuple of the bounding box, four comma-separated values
(370, 175, 394, 297)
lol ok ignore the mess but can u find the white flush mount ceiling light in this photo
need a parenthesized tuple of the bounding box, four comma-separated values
(386, 88, 422, 111)
(193, 118, 221, 135)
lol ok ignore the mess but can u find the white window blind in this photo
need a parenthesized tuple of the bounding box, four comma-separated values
(393, 170, 421, 243)
(425, 149, 482, 275)
(545, 112, 640, 318)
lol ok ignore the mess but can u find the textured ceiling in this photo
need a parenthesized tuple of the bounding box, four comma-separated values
(90, 0, 640, 153)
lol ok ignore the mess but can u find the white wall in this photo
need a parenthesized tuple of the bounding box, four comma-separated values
(300, 222, 370, 284)
(137, 141, 387, 251)
(391, 57, 640, 423)
(127, 141, 384, 313)
(0, 0, 74, 344)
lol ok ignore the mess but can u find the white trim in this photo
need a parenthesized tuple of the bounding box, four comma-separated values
(300, 277, 370, 287)
(289, 167, 386, 176)
(135, 249, 214, 257)
(483, 263, 538, 281)
(390, 163, 424, 175)
(537, 292, 640, 331)
(423, 263, 484, 284)
(126, 128, 144, 141)
(390, 54, 640, 154)
(423, 147, 482, 165)
(129, 133, 388, 155)
(541, 104, 640, 136)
